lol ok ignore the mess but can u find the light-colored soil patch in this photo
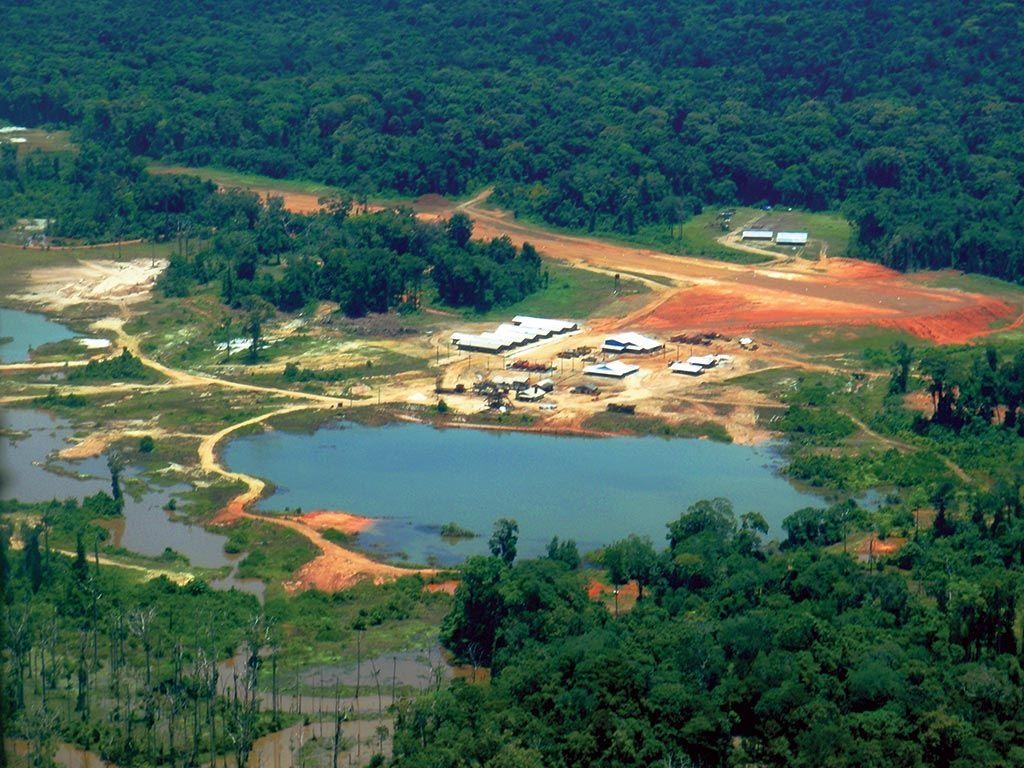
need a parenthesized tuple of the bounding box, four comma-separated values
(13, 258, 167, 310)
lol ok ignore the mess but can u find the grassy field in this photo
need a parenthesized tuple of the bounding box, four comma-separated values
(739, 208, 852, 257)
(224, 518, 320, 582)
(1, 125, 75, 155)
(582, 411, 733, 442)
(461, 261, 650, 321)
(574, 205, 849, 264)
(149, 162, 344, 197)
(265, 577, 452, 674)
(759, 324, 930, 362)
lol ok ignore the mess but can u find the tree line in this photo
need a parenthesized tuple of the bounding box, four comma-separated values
(0, 140, 545, 316)
(161, 206, 545, 316)
(395, 490, 1024, 767)
(3, 0, 1023, 280)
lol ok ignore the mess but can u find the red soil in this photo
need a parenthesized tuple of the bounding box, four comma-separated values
(290, 510, 376, 535)
(424, 580, 460, 595)
(636, 260, 1018, 345)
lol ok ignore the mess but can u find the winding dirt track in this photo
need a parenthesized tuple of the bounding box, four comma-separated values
(18, 317, 432, 591)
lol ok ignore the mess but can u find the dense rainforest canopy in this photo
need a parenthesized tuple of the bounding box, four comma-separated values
(2, 0, 1023, 279)
(394, 492, 1024, 768)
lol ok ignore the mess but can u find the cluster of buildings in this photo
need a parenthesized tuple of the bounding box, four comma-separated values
(741, 230, 809, 245)
(451, 316, 578, 354)
(451, 316, 748, 389)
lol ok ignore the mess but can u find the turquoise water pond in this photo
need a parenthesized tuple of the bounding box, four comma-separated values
(225, 421, 827, 565)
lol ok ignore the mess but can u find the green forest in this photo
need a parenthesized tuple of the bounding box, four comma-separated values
(5, 1, 1024, 765)
(0, 142, 544, 316)
(2, 0, 1023, 279)
(393, 492, 1024, 768)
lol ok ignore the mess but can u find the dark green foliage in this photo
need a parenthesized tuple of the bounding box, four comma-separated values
(440, 555, 506, 668)
(32, 388, 87, 409)
(439, 522, 476, 540)
(0, 141, 219, 243)
(4, 1, 1024, 279)
(67, 349, 150, 382)
(488, 518, 519, 566)
(138, 434, 155, 453)
(403, 491, 1024, 767)
(164, 203, 543, 315)
(786, 448, 954, 491)
(777, 405, 857, 443)
(889, 341, 913, 395)
(546, 536, 580, 570)
(105, 450, 125, 504)
(22, 527, 43, 594)
(782, 501, 862, 549)
(601, 534, 657, 598)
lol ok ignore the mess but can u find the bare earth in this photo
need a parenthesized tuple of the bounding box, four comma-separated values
(7, 184, 1017, 591)
(12, 258, 167, 310)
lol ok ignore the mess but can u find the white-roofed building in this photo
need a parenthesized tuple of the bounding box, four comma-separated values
(583, 361, 640, 378)
(670, 362, 704, 376)
(742, 230, 774, 240)
(602, 332, 663, 354)
(776, 231, 809, 245)
(452, 315, 579, 354)
(453, 334, 508, 353)
(686, 354, 718, 368)
(516, 386, 546, 402)
(512, 316, 578, 334)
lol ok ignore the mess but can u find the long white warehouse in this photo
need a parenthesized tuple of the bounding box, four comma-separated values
(451, 316, 579, 354)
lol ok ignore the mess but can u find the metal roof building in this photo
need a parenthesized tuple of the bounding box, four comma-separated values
(671, 362, 705, 376)
(583, 361, 640, 378)
(742, 230, 774, 240)
(686, 354, 718, 368)
(602, 332, 663, 354)
(776, 231, 809, 245)
(512, 316, 578, 334)
(452, 316, 578, 353)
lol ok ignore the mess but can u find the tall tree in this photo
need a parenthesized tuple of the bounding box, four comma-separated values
(489, 518, 519, 566)
(241, 296, 275, 364)
(106, 450, 125, 504)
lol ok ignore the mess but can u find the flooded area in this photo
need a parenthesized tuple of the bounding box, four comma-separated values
(226, 420, 828, 565)
(2, 409, 231, 569)
(0, 307, 77, 362)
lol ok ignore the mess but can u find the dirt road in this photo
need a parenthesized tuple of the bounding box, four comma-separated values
(429, 191, 1022, 345)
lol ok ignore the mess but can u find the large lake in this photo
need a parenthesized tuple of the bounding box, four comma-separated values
(225, 421, 826, 565)
(0, 307, 77, 362)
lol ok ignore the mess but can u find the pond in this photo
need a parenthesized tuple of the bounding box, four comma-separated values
(225, 421, 827, 566)
(0, 307, 77, 362)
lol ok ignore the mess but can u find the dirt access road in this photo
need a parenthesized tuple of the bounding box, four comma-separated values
(183, 170, 1022, 344)
(412, 190, 1022, 345)
(4, 300, 431, 591)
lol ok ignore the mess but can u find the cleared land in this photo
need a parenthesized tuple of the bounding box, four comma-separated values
(6, 184, 1024, 591)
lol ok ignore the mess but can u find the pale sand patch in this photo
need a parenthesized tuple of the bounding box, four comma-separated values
(14, 258, 167, 310)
